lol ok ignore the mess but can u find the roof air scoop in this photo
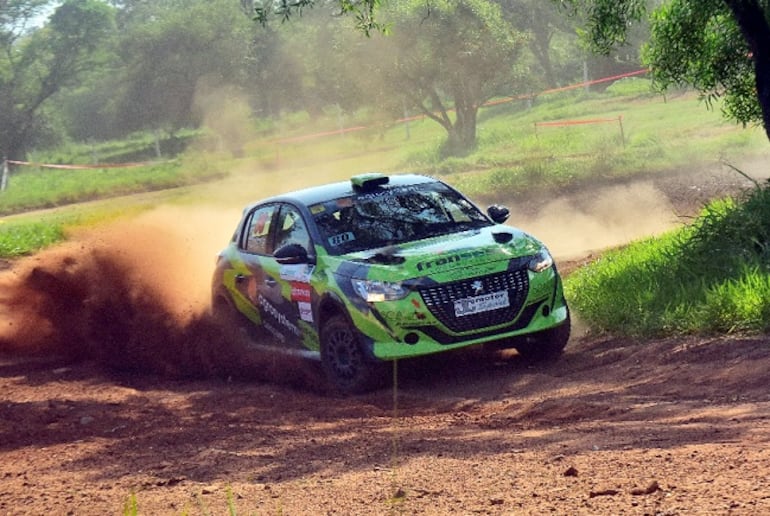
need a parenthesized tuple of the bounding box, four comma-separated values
(351, 173, 389, 192)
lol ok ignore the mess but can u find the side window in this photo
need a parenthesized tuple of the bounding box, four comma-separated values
(243, 204, 277, 255)
(274, 204, 311, 252)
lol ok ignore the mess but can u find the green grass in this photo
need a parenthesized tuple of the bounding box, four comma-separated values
(0, 186, 196, 258)
(0, 219, 66, 257)
(446, 90, 766, 200)
(31, 129, 201, 164)
(0, 151, 229, 216)
(565, 183, 770, 336)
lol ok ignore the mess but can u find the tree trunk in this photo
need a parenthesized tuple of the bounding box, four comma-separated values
(724, 0, 770, 142)
(531, 31, 557, 89)
(456, 104, 479, 152)
(448, 86, 479, 154)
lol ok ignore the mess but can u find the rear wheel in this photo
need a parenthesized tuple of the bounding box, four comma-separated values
(320, 314, 385, 394)
(514, 311, 571, 361)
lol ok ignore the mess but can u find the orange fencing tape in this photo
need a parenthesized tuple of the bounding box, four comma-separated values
(484, 69, 648, 108)
(536, 116, 622, 128)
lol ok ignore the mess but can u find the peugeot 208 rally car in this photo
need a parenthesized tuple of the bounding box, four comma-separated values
(211, 173, 570, 393)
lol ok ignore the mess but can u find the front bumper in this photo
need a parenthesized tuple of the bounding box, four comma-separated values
(349, 267, 569, 361)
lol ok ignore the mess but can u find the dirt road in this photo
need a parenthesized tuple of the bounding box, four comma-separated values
(2, 333, 769, 514)
(1, 162, 769, 514)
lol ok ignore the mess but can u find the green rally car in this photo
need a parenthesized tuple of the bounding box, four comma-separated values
(211, 173, 570, 393)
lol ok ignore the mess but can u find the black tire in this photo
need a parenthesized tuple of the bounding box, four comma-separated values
(320, 314, 385, 394)
(514, 311, 571, 361)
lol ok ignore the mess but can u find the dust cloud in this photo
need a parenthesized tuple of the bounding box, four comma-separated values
(509, 181, 681, 260)
(193, 80, 255, 158)
(0, 205, 324, 390)
(0, 136, 366, 389)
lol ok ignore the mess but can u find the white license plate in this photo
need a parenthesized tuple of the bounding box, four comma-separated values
(454, 291, 509, 317)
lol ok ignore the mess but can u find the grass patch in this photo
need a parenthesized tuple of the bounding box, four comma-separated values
(565, 183, 770, 336)
(0, 219, 66, 257)
(407, 89, 767, 202)
(0, 187, 192, 259)
(31, 129, 201, 164)
(0, 152, 229, 216)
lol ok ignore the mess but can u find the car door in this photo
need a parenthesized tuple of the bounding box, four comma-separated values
(232, 203, 278, 333)
(256, 203, 317, 349)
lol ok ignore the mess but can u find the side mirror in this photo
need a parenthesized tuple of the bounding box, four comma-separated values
(274, 243, 309, 264)
(487, 205, 510, 224)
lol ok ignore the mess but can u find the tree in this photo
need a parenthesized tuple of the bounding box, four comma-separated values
(498, 0, 580, 88)
(559, 0, 770, 142)
(245, 23, 305, 118)
(0, 0, 115, 158)
(113, 0, 252, 138)
(255, 0, 385, 36)
(374, 0, 527, 154)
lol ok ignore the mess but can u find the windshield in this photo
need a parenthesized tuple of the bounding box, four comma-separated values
(311, 181, 492, 255)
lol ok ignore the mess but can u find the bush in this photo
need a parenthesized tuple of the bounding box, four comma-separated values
(566, 182, 770, 336)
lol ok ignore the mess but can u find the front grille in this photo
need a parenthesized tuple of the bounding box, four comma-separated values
(417, 269, 529, 333)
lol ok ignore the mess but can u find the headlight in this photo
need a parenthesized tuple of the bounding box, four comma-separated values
(528, 249, 553, 273)
(351, 278, 408, 302)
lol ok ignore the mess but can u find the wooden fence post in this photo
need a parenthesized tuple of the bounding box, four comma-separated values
(1, 156, 8, 192)
(618, 115, 625, 149)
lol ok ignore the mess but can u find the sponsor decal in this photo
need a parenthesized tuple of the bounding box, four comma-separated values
(441, 263, 499, 281)
(280, 264, 314, 283)
(263, 321, 286, 341)
(290, 282, 312, 303)
(258, 295, 301, 337)
(298, 301, 313, 322)
(454, 291, 510, 317)
(378, 309, 429, 324)
(415, 248, 495, 272)
(408, 298, 427, 319)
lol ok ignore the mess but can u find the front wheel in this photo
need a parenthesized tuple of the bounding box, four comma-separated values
(320, 314, 386, 394)
(514, 311, 571, 361)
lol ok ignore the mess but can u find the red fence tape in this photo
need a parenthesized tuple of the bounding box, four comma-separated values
(483, 69, 648, 109)
(536, 116, 622, 128)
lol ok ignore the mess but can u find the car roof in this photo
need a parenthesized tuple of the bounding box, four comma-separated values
(245, 173, 440, 211)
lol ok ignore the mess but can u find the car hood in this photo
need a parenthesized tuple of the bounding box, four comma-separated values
(328, 225, 545, 282)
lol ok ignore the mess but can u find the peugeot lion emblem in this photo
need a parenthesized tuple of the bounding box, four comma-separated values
(471, 280, 484, 295)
